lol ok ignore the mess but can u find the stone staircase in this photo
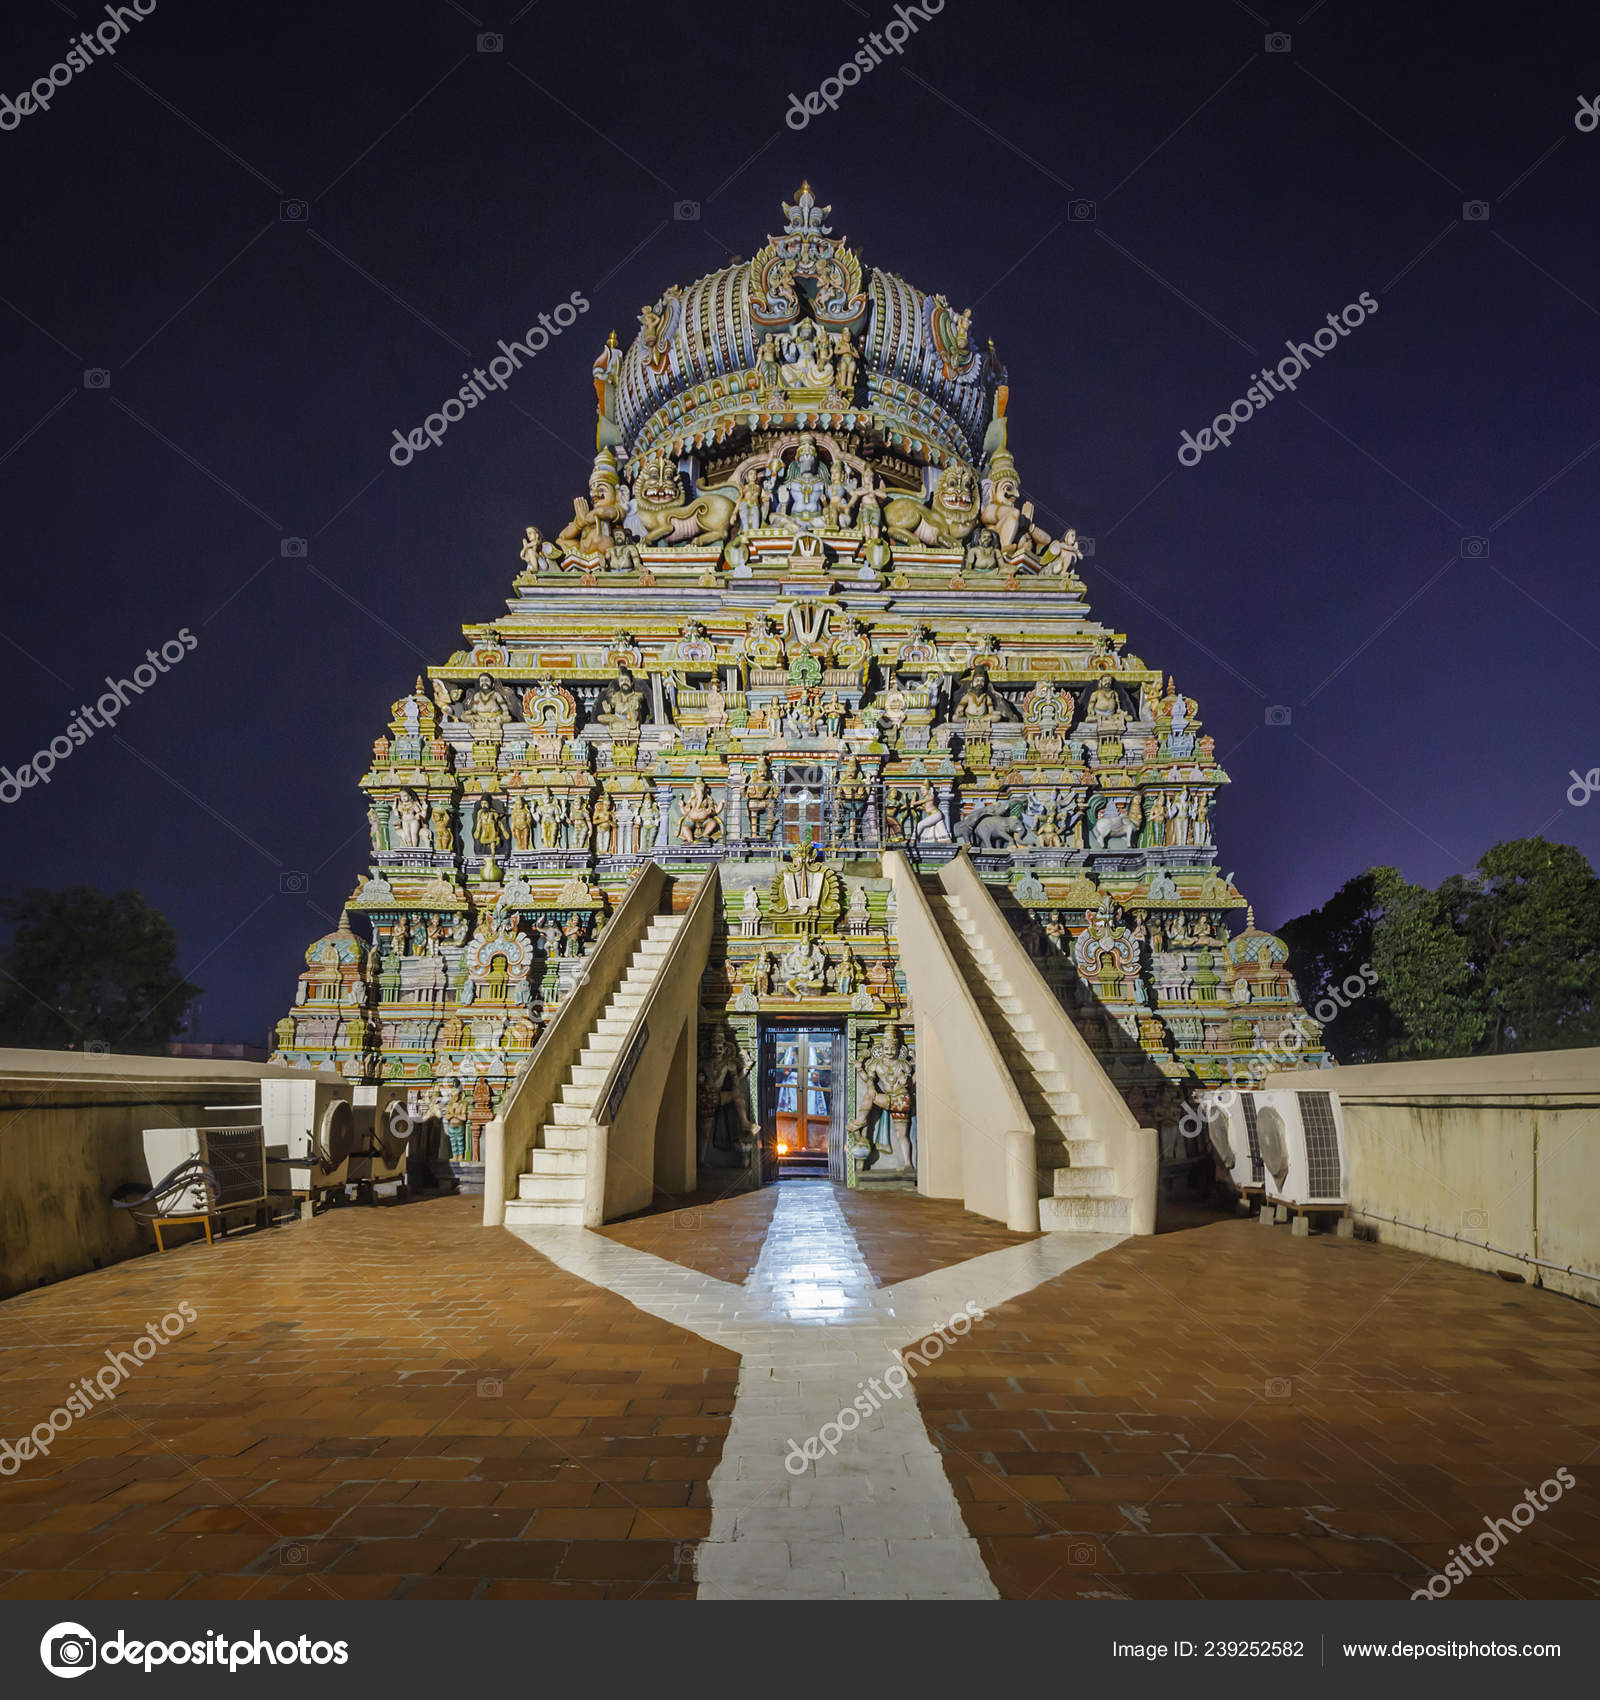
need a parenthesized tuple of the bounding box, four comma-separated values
(931, 890, 1134, 1233)
(503, 912, 685, 1228)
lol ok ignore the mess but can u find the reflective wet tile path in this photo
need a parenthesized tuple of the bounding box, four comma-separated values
(511, 1180, 1123, 1599)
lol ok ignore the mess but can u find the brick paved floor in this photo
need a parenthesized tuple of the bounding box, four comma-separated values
(0, 1196, 735, 1601)
(916, 1215, 1600, 1600)
(597, 1186, 777, 1284)
(3, 1190, 1597, 1601)
(834, 1185, 1039, 1284)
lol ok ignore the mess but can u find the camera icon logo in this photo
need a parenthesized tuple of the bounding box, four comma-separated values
(1068, 199, 1097, 222)
(1461, 1208, 1488, 1232)
(1462, 200, 1490, 222)
(40, 1623, 97, 1678)
(1460, 535, 1489, 559)
(280, 537, 308, 558)
(478, 1375, 504, 1398)
(1265, 32, 1291, 52)
(477, 32, 503, 52)
(83, 368, 111, 390)
(279, 198, 309, 223)
(1265, 1377, 1293, 1400)
(1076, 535, 1096, 557)
(84, 1040, 110, 1055)
(673, 199, 701, 222)
(1068, 1540, 1100, 1566)
(278, 1541, 309, 1566)
(279, 870, 308, 894)
(1265, 705, 1292, 726)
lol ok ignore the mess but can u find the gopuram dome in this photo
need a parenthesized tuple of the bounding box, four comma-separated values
(270, 186, 1328, 1233)
(604, 183, 1002, 473)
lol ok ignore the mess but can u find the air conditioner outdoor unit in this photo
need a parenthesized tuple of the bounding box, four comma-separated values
(261, 1074, 355, 1203)
(138, 1125, 269, 1221)
(346, 1083, 411, 1196)
(1197, 1089, 1265, 1195)
(1251, 1087, 1349, 1209)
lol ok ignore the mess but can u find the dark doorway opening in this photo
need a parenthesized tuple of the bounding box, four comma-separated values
(759, 1020, 845, 1181)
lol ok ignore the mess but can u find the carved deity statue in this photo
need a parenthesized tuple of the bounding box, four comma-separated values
(429, 802, 455, 855)
(555, 459, 628, 563)
(697, 1028, 755, 1159)
(773, 433, 829, 530)
(593, 792, 615, 854)
(834, 754, 868, 847)
(755, 332, 783, 395)
(393, 791, 425, 849)
(639, 792, 662, 850)
(911, 783, 952, 845)
(848, 1025, 914, 1171)
(535, 789, 564, 851)
(781, 936, 830, 998)
(466, 673, 516, 737)
(779, 318, 835, 390)
(508, 793, 533, 853)
(951, 664, 1020, 724)
(519, 525, 560, 576)
(833, 325, 859, 396)
(472, 798, 505, 857)
(677, 776, 723, 843)
(980, 455, 1053, 557)
(596, 664, 647, 729)
(567, 793, 592, 851)
(1088, 676, 1125, 728)
(743, 758, 776, 840)
(856, 472, 885, 537)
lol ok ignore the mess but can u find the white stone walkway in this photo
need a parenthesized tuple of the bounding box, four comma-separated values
(508, 1181, 1123, 1599)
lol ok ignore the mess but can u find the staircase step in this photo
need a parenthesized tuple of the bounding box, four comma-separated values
(517, 1171, 586, 1201)
(568, 1064, 610, 1088)
(578, 1041, 623, 1067)
(504, 1198, 584, 1227)
(527, 1147, 586, 1176)
(541, 1122, 587, 1149)
(1040, 1193, 1132, 1233)
(1052, 1165, 1119, 1197)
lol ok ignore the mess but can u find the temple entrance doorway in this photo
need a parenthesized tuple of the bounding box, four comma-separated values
(759, 1020, 845, 1181)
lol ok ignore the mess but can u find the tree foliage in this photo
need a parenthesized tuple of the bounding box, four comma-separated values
(1276, 872, 1404, 1063)
(1280, 838, 1599, 1062)
(0, 886, 201, 1054)
(1368, 866, 1486, 1059)
(1437, 838, 1600, 1054)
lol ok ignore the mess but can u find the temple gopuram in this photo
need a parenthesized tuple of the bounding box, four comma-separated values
(271, 185, 1326, 1212)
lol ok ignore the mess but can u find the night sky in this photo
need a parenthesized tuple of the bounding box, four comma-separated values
(3, 0, 1598, 1047)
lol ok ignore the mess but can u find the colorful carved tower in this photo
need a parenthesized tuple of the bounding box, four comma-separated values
(270, 185, 1326, 1174)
